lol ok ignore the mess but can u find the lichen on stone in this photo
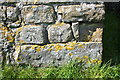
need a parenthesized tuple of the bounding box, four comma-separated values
(36, 48, 41, 52)
(54, 44, 64, 51)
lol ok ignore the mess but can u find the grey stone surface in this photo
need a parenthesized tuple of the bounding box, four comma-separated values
(15, 25, 48, 44)
(0, 24, 15, 65)
(0, 1, 104, 67)
(21, 5, 56, 24)
(0, 6, 6, 22)
(13, 42, 102, 67)
(0, 24, 4, 67)
(0, 0, 118, 3)
(58, 3, 105, 22)
(79, 23, 103, 42)
(6, 6, 21, 23)
(71, 22, 80, 41)
(48, 22, 74, 43)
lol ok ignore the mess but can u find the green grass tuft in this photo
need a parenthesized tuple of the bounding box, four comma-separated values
(0, 61, 120, 79)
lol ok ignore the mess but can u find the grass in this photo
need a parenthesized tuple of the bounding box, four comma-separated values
(0, 61, 120, 79)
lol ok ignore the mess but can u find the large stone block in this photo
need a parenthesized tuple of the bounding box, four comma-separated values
(13, 42, 102, 67)
(21, 5, 56, 24)
(48, 22, 74, 43)
(15, 25, 48, 44)
(58, 3, 105, 22)
(79, 23, 103, 42)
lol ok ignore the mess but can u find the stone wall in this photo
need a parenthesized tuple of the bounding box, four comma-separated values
(0, 1, 105, 67)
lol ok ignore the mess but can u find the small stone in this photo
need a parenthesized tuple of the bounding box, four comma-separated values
(79, 23, 103, 42)
(71, 22, 80, 41)
(7, 6, 21, 23)
(90, 28, 103, 42)
(48, 22, 74, 43)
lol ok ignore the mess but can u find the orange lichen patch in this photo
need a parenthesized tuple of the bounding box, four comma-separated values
(7, 36, 14, 42)
(31, 45, 39, 49)
(49, 21, 65, 28)
(90, 59, 98, 63)
(32, 5, 38, 8)
(97, 60, 102, 64)
(68, 53, 73, 56)
(0, 26, 14, 42)
(40, 46, 45, 49)
(6, 32, 14, 42)
(54, 44, 64, 51)
(83, 56, 89, 59)
(19, 40, 25, 43)
(78, 44, 83, 48)
(48, 48, 53, 51)
(66, 42, 77, 46)
(66, 46, 74, 50)
(36, 48, 41, 52)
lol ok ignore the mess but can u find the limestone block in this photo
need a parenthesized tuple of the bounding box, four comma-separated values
(79, 23, 103, 42)
(15, 25, 48, 44)
(58, 3, 105, 22)
(48, 22, 74, 43)
(21, 5, 56, 24)
(13, 42, 102, 67)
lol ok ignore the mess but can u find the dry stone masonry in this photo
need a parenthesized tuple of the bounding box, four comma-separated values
(0, 0, 105, 67)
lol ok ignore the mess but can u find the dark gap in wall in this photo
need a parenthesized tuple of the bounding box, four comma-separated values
(1, 2, 16, 7)
(102, 2, 120, 65)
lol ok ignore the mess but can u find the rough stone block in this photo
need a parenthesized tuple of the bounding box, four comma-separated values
(0, 24, 4, 67)
(13, 42, 102, 67)
(48, 22, 74, 43)
(6, 6, 20, 23)
(79, 23, 103, 42)
(58, 3, 105, 22)
(71, 22, 80, 41)
(0, 23, 15, 66)
(21, 5, 56, 24)
(15, 25, 48, 44)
